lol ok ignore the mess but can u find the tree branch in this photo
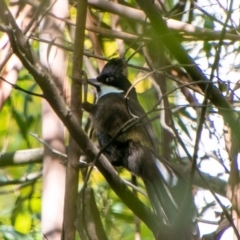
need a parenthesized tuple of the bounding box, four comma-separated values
(0, 171, 42, 186)
(0, 0, 159, 234)
(135, 0, 240, 143)
(62, 0, 87, 239)
(0, 148, 43, 166)
(88, 0, 240, 41)
(77, 187, 108, 240)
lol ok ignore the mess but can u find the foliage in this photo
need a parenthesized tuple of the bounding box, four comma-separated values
(0, 0, 240, 239)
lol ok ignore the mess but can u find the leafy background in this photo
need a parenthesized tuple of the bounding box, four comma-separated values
(0, 0, 239, 239)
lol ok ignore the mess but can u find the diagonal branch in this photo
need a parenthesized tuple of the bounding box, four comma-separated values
(135, 0, 240, 144)
(0, 0, 159, 235)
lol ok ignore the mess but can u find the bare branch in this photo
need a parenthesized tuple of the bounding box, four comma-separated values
(0, 1, 159, 233)
(88, 0, 240, 41)
(0, 148, 43, 167)
(136, 0, 240, 145)
(29, 132, 67, 159)
(0, 76, 44, 98)
(0, 171, 42, 187)
(62, 0, 87, 239)
(77, 188, 108, 240)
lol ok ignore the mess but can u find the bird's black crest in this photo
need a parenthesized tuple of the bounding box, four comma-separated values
(101, 58, 127, 76)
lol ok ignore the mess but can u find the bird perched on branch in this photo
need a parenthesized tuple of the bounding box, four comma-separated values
(83, 58, 199, 239)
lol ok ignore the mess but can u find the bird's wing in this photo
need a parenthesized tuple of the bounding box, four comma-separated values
(125, 97, 199, 239)
(123, 97, 158, 149)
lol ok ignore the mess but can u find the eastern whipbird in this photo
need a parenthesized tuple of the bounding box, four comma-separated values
(83, 58, 199, 239)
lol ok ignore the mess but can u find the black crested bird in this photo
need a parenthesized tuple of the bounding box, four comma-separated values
(83, 58, 199, 239)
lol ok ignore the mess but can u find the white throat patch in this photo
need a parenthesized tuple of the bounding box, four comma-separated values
(97, 84, 124, 100)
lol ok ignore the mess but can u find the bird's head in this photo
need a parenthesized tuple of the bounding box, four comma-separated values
(88, 58, 137, 100)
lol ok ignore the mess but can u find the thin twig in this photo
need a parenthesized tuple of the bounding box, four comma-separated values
(0, 171, 42, 187)
(0, 76, 44, 98)
(29, 132, 67, 159)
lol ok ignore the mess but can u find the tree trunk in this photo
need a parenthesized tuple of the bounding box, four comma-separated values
(39, 0, 68, 239)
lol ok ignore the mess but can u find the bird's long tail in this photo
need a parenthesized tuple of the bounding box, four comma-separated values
(141, 156, 199, 239)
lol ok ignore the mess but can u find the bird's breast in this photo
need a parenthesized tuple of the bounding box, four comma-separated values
(91, 93, 152, 148)
(92, 94, 130, 136)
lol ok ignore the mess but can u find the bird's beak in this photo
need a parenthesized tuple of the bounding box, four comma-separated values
(87, 78, 100, 88)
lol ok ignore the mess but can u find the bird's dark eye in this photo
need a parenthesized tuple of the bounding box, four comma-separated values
(105, 76, 114, 82)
